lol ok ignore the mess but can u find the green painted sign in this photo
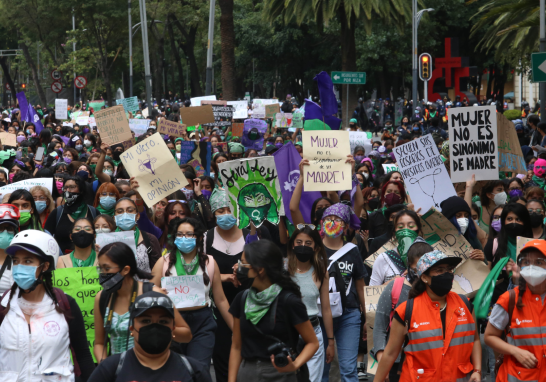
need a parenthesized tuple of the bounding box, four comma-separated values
(331, 71, 366, 85)
(532, 53, 546, 82)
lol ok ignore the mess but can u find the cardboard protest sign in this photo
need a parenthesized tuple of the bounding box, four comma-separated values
(227, 101, 249, 119)
(266, 104, 280, 119)
(200, 100, 227, 106)
(517, 236, 535, 260)
(55, 99, 68, 120)
(88, 117, 96, 127)
(53, 267, 100, 362)
(203, 105, 233, 127)
(0, 132, 16, 147)
(364, 284, 388, 374)
(349, 131, 372, 155)
(241, 119, 267, 150)
(129, 119, 150, 137)
(451, 259, 490, 299)
(96, 232, 137, 257)
(190, 95, 216, 107)
(76, 116, 89, 126)
(449, 106, 498, 183)
(157, 119, 186, 138)
(177, 141, 211, 177)
(162, 275, 206, 309)
(393, 134, 456, 212)
(218, 157, 284, 228)
(275, 113, 292, 128)
(116, 96, 139, 113)
(180, 105, 215, 127)
(382, 164, 399, 173)
(231, 122, 244, 137)
(95, 105, 133, 146)
(498, 113, 527, 174)
(252, 99, 277, 119)
(0, 178, 52, 199)
(120, 133, 188, 208)
(292, 112, 303, 129)
(302, 130, 352, 191)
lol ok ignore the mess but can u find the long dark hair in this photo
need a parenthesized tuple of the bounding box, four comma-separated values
(8, 189, 42, 230)
(311, 197, 333, 224)
(493, 203, 532, 266)
(244, 240, 301, 298)
(165, 217, 210, 286)
(98, 242, 152, 280)
(408, 269, 430, 299)
(480, 180, 504, 209)
(158, 200, 191, 248)
(287, 226, 328, 282)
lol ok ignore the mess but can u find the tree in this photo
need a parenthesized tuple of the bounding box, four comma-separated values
(218, 0, 236, 100)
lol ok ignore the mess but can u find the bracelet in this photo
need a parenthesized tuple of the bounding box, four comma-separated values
(328, 337, 335, 340)
(473, 370, 481, 375)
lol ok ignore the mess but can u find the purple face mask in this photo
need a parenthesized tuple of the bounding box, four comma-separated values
(275, 142, 283, 149)
(509, 189, 523, 199)
(83, 128, 90, 134)
(201, 189, 212, 200)
(491, 219, 502, 232)
(16, 135, 25, 143)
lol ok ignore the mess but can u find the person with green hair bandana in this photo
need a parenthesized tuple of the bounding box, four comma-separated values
(228, 142, 245, 160)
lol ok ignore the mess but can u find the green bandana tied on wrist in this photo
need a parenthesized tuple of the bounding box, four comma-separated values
(245, 284, 283, 325)
(395, 229, 418, 266)
(174, 250, 199, 275)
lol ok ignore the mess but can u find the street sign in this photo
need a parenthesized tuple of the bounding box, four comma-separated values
(331, 71, 366, 85)
(532, 53, 546, 83)
(50, 69, 62, 81)
(5, 83, 10, 91)
(74, 75, 88, 89)
(51, 81, 63, 93)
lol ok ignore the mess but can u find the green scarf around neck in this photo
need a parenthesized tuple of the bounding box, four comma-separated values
(69, 204, 88, 220)
(70, 248, 97, 268)
(97, 204, 115, 216)
(174, 250, 199, 275)
(532, 175, 546, 189)
(245, 284, 283, 325)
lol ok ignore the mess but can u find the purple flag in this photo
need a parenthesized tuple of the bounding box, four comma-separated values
(17, 92, 44, 133)
(303, 99, 341, 130)
(272, 142, 322, 224)
(314, 71, 337, 116)
(241, 119, 267, 151)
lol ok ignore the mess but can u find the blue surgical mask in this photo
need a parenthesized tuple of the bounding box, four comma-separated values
(12, 264, 39, 290)
(104, 169, 113, 176)
(216, 213, 237, 230)
(75, 145, 83, 152)
(115, 213, 137, 231)
(35, 201, 48, 214)
(0, 231, 14, 249)
(100, 196, 117, 210)
(175, 237, 196, 253)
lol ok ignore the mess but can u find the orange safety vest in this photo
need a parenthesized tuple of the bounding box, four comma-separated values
(496, 287, 546, 382)
(395, 291, 476, 382)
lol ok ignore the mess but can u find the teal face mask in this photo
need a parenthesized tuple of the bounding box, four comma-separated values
(0, 230, 14, 249)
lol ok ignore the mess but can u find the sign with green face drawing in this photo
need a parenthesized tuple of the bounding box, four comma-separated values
(218, 157, 284, 228)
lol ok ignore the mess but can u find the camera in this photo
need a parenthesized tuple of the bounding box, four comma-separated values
(267, 342, 293, 367)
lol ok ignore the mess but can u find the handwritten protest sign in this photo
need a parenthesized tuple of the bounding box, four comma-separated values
(382, 164, 399, 173)
(203, 105, 233, 127)
(88, 117, 96, 127)
(76, 116, 90, 126)
(129, 119, 151, 137)
(96, 231, 137, 257)
(517, 236, 535, 260)
(157, 119, 186, 138)
(0, 178, 52, 199)
(497, 113, 527, 174)
(275, 113, 292, 128)
(0, 132, 16, 147)
(55, 99, 68, 120)
(393, 134, 456, 212)
(190, 95, 216, 107)
(95, 105, 132, 146)
(120, 133, 188, 208)
(177, 141, 211, 176)
(292, 112, 303, 129)
(116, 96, 139, 113)
(266, 104, 280, 119)
(89, 100, 105, 113)
(53, 267, 100, 362)
(227, 101, 248, 119)
(252, 99, 277, 119)
(241, 119, 267, 150)
(449, 106, 498, 183)
(180, 105, 215, 127)
(302, 130, 352, 191)
(231, 122, 244, 137)
(218, 157, 284, 228)
(349, 131, 372, 155)
(162, 275, 206, 309)
(364, 284, 387, 374)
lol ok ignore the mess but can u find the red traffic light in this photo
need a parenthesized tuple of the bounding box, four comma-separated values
(21, 83, 26, 89)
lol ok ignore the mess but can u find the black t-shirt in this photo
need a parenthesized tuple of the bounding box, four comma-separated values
(88, 348, 212, 382)
(44, 205, 96, 253)
(229, 289, 309, 361)
(324, 244, 367, 309)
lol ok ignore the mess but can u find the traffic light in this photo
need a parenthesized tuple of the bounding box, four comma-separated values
(419, 53, 432, 81)
(21, 83, 26, 89)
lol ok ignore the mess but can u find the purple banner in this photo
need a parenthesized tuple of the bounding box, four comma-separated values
(273, 142, 322, 224)
(303, 99, 341, 130)
(314, 71, 337, 116)
(241, 119, 267, 151)
(17, 92, 44, 133)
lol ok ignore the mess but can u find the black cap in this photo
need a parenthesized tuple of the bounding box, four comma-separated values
(265, 145, 278, 155)
(130, 291, 175, 321)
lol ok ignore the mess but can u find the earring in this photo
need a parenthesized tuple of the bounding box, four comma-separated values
(130, 332, 133, 336)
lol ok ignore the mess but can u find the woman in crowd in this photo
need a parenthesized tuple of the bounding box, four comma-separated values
(440, 196, 485, 255)
(0, 229, 95, 381)
(527, 199, 546, 239)
(507, 177, 525, 199)
(374, 250, 481, 382)
(29, 185, 55, 229)
(93, 182, 120, 216)
(57, 217, 98, 268)
(192, 176, 215, 230)
(362, 187, 380, 213)
(286, 225, 335, 381)
(368, 180, 408, 239)
(8, 189, 43, 231)
(151, 217, 232, 368)
(525, 186, 545, 202)
(228, 240, 319, 382)
(211, 153, 228, 182)
(0, 204, 19, 294)
(94, 214, 116, 234)
(471, 179, 506, 234)
(93, 242, 191, 361)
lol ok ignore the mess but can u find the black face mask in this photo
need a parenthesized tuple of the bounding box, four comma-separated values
(314, 207, 325, 223)
(530, 213, 543, 228)
(359, 217, 369, 230)
(293, 245, 314, 263)
(236, 264, 254, 285)
(505, 223, 525, 237)
(136, 323, 173, 354)
(428, 272, 454, 297)
(99, 272, 124, 293)
(72, 231, 95, 248)
(368, 198, 380, 211)
(64, 191, 79, 206)
(112, 151, 122, 161)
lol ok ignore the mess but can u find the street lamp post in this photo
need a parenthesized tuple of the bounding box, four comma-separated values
(205, 0, 215, 96)
(541, 0, 545, 123)
(412, 2, 434, 114)
(138, 0, 152, 116)
(128, 0, 133, 97)
(72, 8, 76, 104)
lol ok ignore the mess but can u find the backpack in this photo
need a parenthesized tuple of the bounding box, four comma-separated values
(115, 350, 197, 382)
(387, 277, 405, 330)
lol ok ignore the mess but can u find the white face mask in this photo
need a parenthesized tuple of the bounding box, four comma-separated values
(473, 219, 479, 227)
(84, 140, 92, 147)
(363, 173, 369, 180)
(520, 265, 546, 287)
(493, 191, 507, 206)
(457, 218, 469, 235)
(96, 228, 111, 234)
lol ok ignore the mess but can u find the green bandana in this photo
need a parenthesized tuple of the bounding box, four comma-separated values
(228, 142, 245, 154)
(174, 250, 199, 275)
(97, 205, 115, 216)
(507, 235, 517, 262)
(395, 229, 418, 266)
(112, 159, 121, 167)
(209, 188, 230, 213)
(245, 284, 283, 325)
(70, 248, 97, 268)
(532, 175, 546, 189)
(69, 204, 88, 220)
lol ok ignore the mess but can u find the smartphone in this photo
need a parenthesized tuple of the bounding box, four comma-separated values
(35, 147, 45, 162)
(22, 147, 28, 158)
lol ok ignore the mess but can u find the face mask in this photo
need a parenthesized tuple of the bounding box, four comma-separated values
(359, 217, 368, 230)
(16, 136, 25, 143)
(8, 173, 14, 183)
(175, 144, 181, 151)
(77, 171, 89, 180)
(136, 323, 173, 355)
(182, 188, 194, 201)
(12, 264, 40, 291)
(505, 223, 525, 237)
(473, 219, 479, 227)
(63, 157, 72, 164)
(493, 191, 507, 206)
(509, 189, 523, 199)
(384, 193, 402, 207)
(236, 265, 253, 284)
(275, 142, 283, 149)
(395, 229, 418, 265)
(115, 213, 137, 231)
(96, 228, 111, 234)
(293, 245, 314, 263)
(72, 231, 95, 248)
(368, 197, 380, 211)
(56, 181, 63, 193)
(491, 219, 501, 232)
(112, 152, 122, 161)
(322, 220, 344, 238)
(428, 272, 454, 297)
(64, 191, 79, 206)
(457, 218, 469, 235)
(535, 165, 546, 178)
(407, 268, 418, 284)
(19, 210, 31, 225)
(75, 145, 83, 152)
(99, 272, 124, 293)
(248, 131, 259, 140)
(201, 189, 212, 200)
(104, 169, 114, 176)
(362, 173, 370, 180)
(530, 213, 544, 228)
(354, 155, 364, 163)
(216, 213, 237, 230)
(520, 265, 546, 286)
(0, 231, 14, 249)
(175, 237, 196, 253)
(84, 140, 92, 147)
(100, 196, 117, 210)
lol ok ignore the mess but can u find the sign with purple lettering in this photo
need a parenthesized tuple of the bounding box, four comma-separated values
(302, 130, 352, 191)
(177, 141, 211, 177)
(241, 118, 268, 151)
